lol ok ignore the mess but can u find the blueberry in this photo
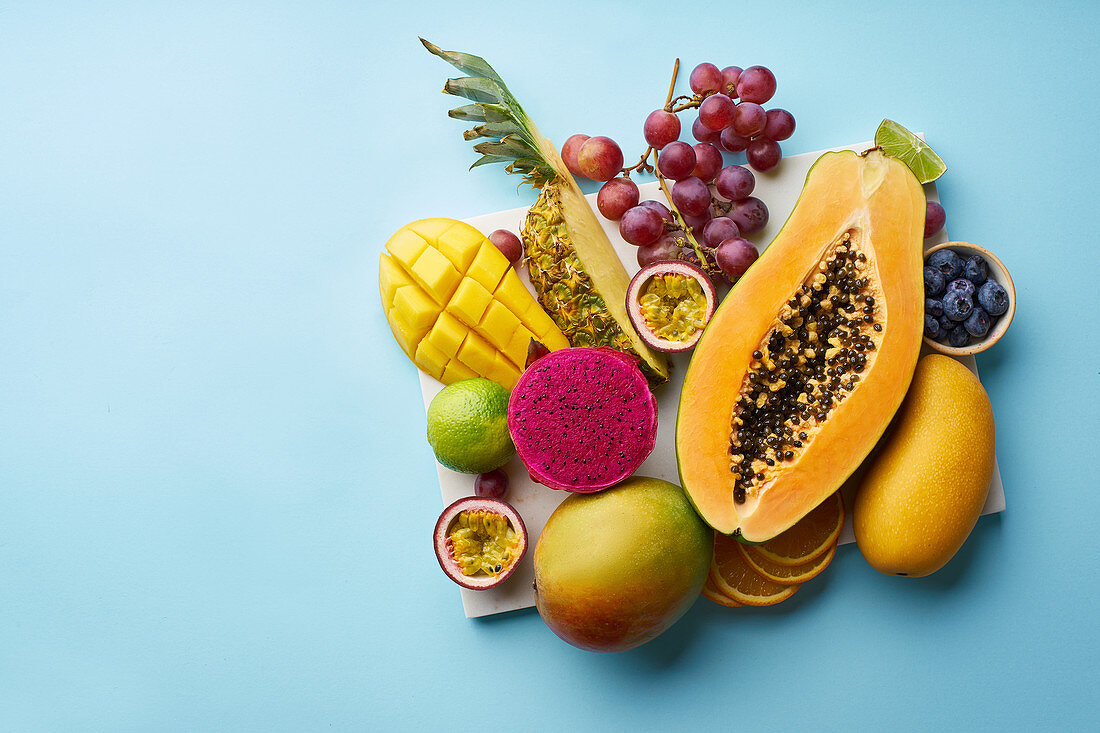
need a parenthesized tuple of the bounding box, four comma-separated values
(964, 307, 991, 338)
(947, 325, 970, 347)
(945, 278, 976, 299)
(926, 248, 963, 279)
(924, 315, 941, 339)
(923, 266, 945, 296)
(977, 280, 1009, 316)
(942, 291, 974, 321)
(963, 255, 988, 285)
(925, 298, 944, 317)
(938, 314, 954, 334)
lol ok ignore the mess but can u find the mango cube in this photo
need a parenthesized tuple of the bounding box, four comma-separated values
(441, 360, 479, 383)
(391, 284, 440, 341)
(378, 253, 417, 308)
(410, 246, 461, 306)
(414, 340, 449, 380)
(433, 221, 485, 272)
(425, 312, 466, 359)
(445, 278, 493, 328)
(384, 228, 428, 268)
(479, 301, 522, 351)
(466, 243, 510, 292)
(457, 331, 497, 377)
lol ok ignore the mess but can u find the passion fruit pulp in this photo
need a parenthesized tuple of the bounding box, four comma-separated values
(625, 260, 717, 353)
(433, 496, 528, 590)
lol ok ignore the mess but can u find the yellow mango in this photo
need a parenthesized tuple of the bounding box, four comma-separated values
(853, 355, 995, 577)
(378, 218, 571, 389)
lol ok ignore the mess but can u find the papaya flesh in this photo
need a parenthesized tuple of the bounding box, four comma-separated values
(676, 149, 925, 541)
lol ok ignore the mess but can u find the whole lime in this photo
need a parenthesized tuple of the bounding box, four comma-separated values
(426, 378, 515, 474)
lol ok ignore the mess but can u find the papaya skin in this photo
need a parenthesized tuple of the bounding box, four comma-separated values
(854, 355, 995, 577)
(676, 149, 926, 541)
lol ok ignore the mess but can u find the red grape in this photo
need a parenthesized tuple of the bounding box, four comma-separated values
(746, 138, 781, 172)
(719, 127, 749, 153)
(736, 66, 777, 104)
(637, 232, 685, 267)
(561, 134, 589, 177)
(728, 196, 769, 235)
(671, 176, 711, 217)
(639, 199, 674, 222)
(715, 237, 759, 281)
(702, 217, 740, 248)
(619, 205, 664, 246)
(577, 136, 624, 182)
(721, 66, 743, 97)
(656, 141, 697, 181)
(692, 117, 720, 144)
(924, 201, 946, 238)
(732, 102, 767, 138)
(488, 229, 523, 264)
(475, 469, 509, 499)
(715, 165, 755, 201)
(763, 108, 796, 141)
(643, 110, 681, 150)
(691, 143, 723, 183)
(689, 62, 723, 95)
(683, 210, 713, 237)
(597, 177, 640, 220)
(699, 93, 735, 131)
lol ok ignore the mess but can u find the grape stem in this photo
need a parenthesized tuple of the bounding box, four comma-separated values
(621, 148, 654, 176)
(652, 159, 716, 276)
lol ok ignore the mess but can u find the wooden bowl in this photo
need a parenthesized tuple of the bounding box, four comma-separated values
(922, 241, 1015, 356)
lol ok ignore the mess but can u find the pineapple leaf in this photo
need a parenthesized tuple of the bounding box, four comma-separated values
(462, 120, 523, 141)
(420, 38, 506, 89)
(424, 39, 564, 187)
(470, 153, 515, 170)
(443, 76, 505, 105)
(447, 103, 514, 123)
(473, 135, 537, 159)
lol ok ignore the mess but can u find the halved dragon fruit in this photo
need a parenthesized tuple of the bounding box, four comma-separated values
(507, 347, 657, 493)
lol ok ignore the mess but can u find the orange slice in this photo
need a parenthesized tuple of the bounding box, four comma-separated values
(753, 491, 844, 566)
(739, 541, 837, 584)
(702, 575, 742, 607)
(711, 533, 798, 606)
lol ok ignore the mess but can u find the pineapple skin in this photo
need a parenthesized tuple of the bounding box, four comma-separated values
(523, 185, 669, 386)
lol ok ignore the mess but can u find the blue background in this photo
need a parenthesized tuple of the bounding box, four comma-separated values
(2, 1, 1098, 730)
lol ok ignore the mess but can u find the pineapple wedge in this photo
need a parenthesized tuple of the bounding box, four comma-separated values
(380, 218, 569, 389)
(423, 39, 670, 385)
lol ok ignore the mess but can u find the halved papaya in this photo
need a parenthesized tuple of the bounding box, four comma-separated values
(676, 149, 925, 541)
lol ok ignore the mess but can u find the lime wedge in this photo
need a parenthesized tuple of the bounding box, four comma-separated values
(874, 119, 947, 184)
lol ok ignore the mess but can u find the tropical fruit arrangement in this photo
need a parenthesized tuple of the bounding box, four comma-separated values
(379, 40, 1012, 652)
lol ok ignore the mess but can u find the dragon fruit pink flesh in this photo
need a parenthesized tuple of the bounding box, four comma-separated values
(507, 347, 658, 493)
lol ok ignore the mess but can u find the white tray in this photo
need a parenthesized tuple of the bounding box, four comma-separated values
(420, 139, 1006, 618)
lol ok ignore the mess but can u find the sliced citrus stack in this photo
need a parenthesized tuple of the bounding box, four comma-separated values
(739, 542, 837, 584)
(701, 575, 742, 607)
(711, 532, 798, 606)
(753, 491, 845, 566)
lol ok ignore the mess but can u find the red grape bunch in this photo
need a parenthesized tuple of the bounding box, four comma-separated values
(683, 62, 795, 173)
(559, 58, 796, 284)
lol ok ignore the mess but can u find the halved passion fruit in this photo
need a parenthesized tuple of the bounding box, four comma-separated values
(626, 261, 717, 353)
(433, 496, 528, 590)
